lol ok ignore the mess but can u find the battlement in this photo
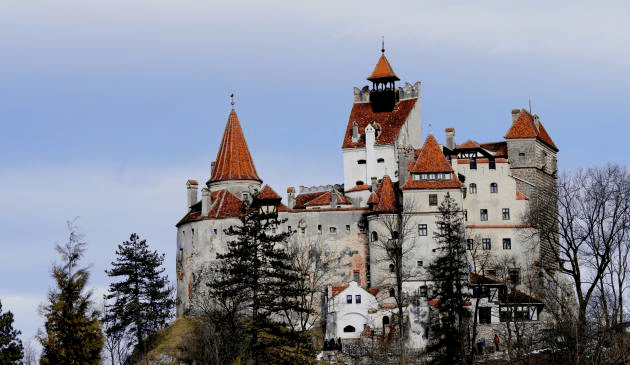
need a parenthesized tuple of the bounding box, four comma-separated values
(298, 184, 344, 194)
(353, 81, 420, 103)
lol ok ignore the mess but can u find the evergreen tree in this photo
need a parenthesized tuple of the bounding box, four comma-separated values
(104, 233, 174, 356)
(39, 222, 104, 365)
(208, 204, 313, 364)
(0, 299, 24, 364)
(427, 193, 468, 365)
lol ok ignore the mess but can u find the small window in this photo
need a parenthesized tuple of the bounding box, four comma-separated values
(490, 183, 498, 193)
(464, 210, 468, 221)
(429, 173, 436, 180)
(503, 238, 512, 250)
(500, 309, 512, 322)
(486, 269, 497, 277)
(355, 295, 361, 304)
(317, 225, 322, 234)
(519, 152, 525, 157)
(466, 239, 474, 250)
(242, 192, 250, 203)
(489, 160, 496, 169)
(502, 208, 510, 220)
(389, 288, 395, 297)
(346, 295, 352, 304)
(356, 180, 364, 186)
(353, 271, 360, 282)
(346, 225, 350, 232)
(287, 226, 292, 232)
(420, 286, 428, 297)
(482, 238, 491, 250)
(470, 160, 477, 170)
(389, 264, 395, 273)
(469, 183, 477, 194)
(418, 224, 427, 236)
(413, 174, 421, 181)
(509, 269, 521, 285)
(371, 231, 378, 242)
(377, 158, 385, 163)
(429, 194, 438, 206)
(383, 316, 390, 326)
(417, 260, 423, 267)
(358, 159, 366, 165)
(213, 229, 217, 234)
(480, 209, 488, 221)
(343, 325, 356, 332)
(483, 306, 498, 323)
(330, 226, 337, 233)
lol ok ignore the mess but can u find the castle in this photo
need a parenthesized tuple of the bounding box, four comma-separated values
(175, 49, 558, 345)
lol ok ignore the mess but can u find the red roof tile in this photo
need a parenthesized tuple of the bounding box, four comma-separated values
(505, 110, 558, 151)
(342, 99, 417, 149)
(331, 284, 349, 298)
(345, 184, 370, 193)
(366, 288, 380, 296)
(293, 191, 327, 209)
(516, 191, 529, 200)
(403, 135, 462, 190)
(458, 140, 481, 149)
(304, 190, 352, 207)
(374, 175, 397, 212)
(258, 185, 281, 200)
(367, 53, 399, 81)
(210, 110, 261, 183)
(176, 189, 243, 226)
(367, 192, 379, 205)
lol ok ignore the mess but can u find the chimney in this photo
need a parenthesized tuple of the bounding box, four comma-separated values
(371, 177, 378, 192)
(287, 186, 296, 209)
(352, 122, 359, 142)
(210, 161, 215, 177)
(445, 128, 455, 150)
(186, 179, 199, 208)
(331, 190, 338, 207)
(201, 188, 211, 216)
(511, 108, 521, 122)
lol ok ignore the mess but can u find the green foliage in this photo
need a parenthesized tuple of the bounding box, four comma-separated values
(208, 205, 314, 364)
(427, 194, 468, 365)
(39, 222, 104, 365)
(104, 233, 174, 355)
(0, 299, 24, 364)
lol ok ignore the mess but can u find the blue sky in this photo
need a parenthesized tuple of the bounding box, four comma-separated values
(2, 0, 630, 352)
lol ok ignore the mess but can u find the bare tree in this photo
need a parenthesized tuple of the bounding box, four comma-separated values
(466, 233, 493, 362)
(528, 164, 630, 364)
(370, 211, 416, 362)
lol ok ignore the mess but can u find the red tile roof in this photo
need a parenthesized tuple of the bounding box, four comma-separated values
(516, 191, 529, 200)
(304, 190, 352, 207)
(176, 189, 243, 226)
(342, 99, 417, 149)
(374, 175, 397, 213)
(331, 284, 349, 298)
(505, 110, 558, 151)
(210, 110, 261, 183)
(499, 289, 543, 304)
(403, 134, 462, 190)
(366, 287, 380, 296)
(458, 140, 481, 149)
(367, 192, 379, 205)
(345, 184, 370, 193)
(367, 53, 399, 82)
(293, 191, 327, 209)
(479, 142, 508, 157)
(258, 185, 281, 200)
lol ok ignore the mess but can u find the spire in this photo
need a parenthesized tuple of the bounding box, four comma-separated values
(367, 50, 399, 82)
(209, 107, 261, 183)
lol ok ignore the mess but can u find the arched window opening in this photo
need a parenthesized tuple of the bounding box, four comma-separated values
(383, 316, 390, 326)
(389, 264, 395, 273)
(490, 182, 498, 193)
(469, 183, 477, 194)
(356, 180, 364, 186)
(343, 325, 356, 333)
(358, 159, 366, 165)
(371, 231, 378, 242)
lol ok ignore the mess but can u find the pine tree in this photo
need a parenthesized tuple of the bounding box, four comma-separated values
(0, 299, 24, 364)
(208, 204, 313, 364)
(39, 222, 104, 365)
(104, 233, 174, 356)
(427, 193, 468, 365)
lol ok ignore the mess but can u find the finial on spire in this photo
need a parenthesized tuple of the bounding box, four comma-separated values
(230, 93, 235, 110)
(381, 36, 385, 54)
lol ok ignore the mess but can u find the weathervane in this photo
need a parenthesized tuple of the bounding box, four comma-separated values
(381, 36, 385, 54)
(230, 93, 235, 110)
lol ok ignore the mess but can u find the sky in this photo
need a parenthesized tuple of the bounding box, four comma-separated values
(2, 0, 630, 354)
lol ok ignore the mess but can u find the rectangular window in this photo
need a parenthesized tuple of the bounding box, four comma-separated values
(464, 210, 468, 221)
(346, 295, 352, 304)
(482, 238, 491, 250)
(466, 239, 474, 250)
(353, 271, 360, 282)
(418, 224, 428, 236)
(502, 208, 510, 220)
(480, 209, 488, 221)
(509, 269, 521, 285)
(429, 194, 438, 206)
(329, 226, 337, 233)
(318, 225, 322, 234)
(420, 286, 428, 297)
(503, 238, 512, 250)
(413, 174, 420, 181)
(417, 260, 423, 267)
(470, 160, 477, 169)
(346, 225, 350, 232)
(479, 307, 491, 324)
(489, 160, 496, 169)
(500, 308, 512, 322)
(490, 183, 498, 193)
(287, 226, 291, 232)
(355, 295, 361, 304)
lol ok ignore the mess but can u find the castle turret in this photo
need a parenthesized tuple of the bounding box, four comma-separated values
(367, 48, 400, 113)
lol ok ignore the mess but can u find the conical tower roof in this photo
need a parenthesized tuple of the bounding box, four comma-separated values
(367, 53, 399, 82)
(210, 109, 261, 183)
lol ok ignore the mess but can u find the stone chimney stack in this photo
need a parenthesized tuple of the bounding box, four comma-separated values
(331, 190, 338, 207)
(201, 188, 211, 216)
(186, 179, 199, 208)
(352, 122, 359, 142)
(511, 108, 521, 122)
(287, 186, 296, 209)
(210, 162, 215, 178)
(533, 114, 540, 129)
(445, 128, 455, 150)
